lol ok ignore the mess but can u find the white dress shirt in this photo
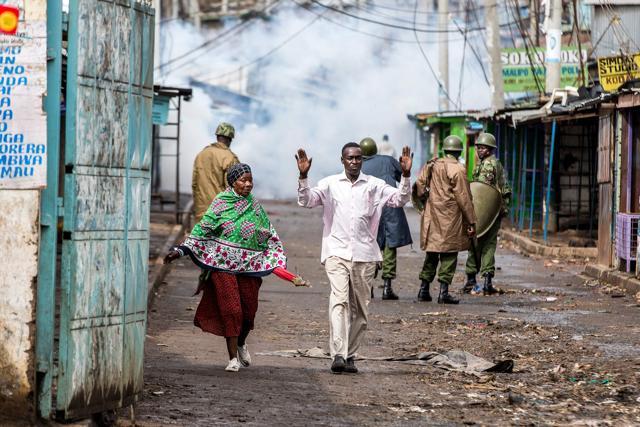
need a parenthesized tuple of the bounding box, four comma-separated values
(298, 171, 411, 263)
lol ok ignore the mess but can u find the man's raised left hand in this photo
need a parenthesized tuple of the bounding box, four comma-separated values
(399, 146, 413, 177)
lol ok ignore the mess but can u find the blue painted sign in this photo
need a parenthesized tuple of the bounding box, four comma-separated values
(0, 18, 47, 188)
(152, 95, 170, 125)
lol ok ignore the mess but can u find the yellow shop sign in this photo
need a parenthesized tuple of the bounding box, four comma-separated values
(597, 54, 640, 92)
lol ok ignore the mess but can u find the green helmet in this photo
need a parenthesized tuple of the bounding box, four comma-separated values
(442, 135, 463, 152)
(215, 122, 235, 139)
(476, 132, 496, 148)
(359, 137, 378, 156)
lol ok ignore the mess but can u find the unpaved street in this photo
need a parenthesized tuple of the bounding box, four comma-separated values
(127, 201, 640, 426)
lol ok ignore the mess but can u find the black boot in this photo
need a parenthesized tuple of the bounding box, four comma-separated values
(382, 279, 399, 300)
(483, 274, 499, 295)
(463, 273, 476, 294)
(371, 285, 374, 299)
(417, 279, 432, 302)
(438, 281, 460, 304)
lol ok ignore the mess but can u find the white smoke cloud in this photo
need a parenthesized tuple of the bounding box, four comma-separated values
(155, 3, 491, 199)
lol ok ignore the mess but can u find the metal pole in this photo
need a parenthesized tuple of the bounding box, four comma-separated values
(545, 0, 562, 92)
(627, 111, 632, 212)
(544, 120, 557, 242)
(176, 96, 181, 224)
(577, 125, 584, 231)
(588, 123, 595, 237)
(485, 0, 504, 112)
(516, 128, 525, 229)
(519, 128, 529, 230)
(438, 0, 449, 111)
(511, 128, 517, 222)
(154, 0, 161, 77)
(529, 126, 539, 236)
(36, 0, 63, 417)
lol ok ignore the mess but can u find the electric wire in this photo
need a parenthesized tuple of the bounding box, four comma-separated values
(188, 0, 492, 83)
(456, 3, 469, 109)
(196, 5, 328, 84)
(451, 13, 491, 86)
(600, 0, 640, 54)
(310, 0, 485, 33)
(288, 0, 453, 44)
(155, 0, 284, 72)
(360, 0, 491, 15)
(505, 0, 544, 94)
(412, 0, 460, 110)
(571, 0, 586, 86)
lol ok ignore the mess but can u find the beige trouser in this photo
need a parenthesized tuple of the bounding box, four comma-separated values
(325, 256, 377, 359)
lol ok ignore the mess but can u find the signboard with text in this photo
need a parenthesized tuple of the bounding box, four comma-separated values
(501, 47, 587, 93)
(597, 54, 640, 92)
(152, 95, 170, 125)
(0, 3, 47, 189)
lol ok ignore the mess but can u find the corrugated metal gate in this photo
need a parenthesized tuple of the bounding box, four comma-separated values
(37, 0, 154, 420)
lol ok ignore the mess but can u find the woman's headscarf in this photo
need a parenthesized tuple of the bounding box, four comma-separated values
(227, 163, 252, 186)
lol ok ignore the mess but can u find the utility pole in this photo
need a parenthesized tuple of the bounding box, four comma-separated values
(530, 0, 540, 46)
(438, 0, 449, 111)
(154, 0, 161, 75)
(545, 0, 562, 93)
(190, 0, 201, 28)
(485, 0, 504, 111)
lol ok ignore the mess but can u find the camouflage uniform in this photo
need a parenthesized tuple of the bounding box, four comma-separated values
(465, 154, 511, 277)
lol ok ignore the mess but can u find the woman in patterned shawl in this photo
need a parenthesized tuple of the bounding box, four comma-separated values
(164, 163, 307, 372)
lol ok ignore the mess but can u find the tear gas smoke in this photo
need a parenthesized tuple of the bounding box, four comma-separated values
(156, 3, 491, 199)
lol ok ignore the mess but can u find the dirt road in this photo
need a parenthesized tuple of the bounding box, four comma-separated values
(127, 201, 640, 426)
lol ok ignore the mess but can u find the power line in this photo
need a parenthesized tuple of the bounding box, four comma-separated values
(456, 2, 469, 109)
(310, 0, 484, 33)
(362, 0, 493, 15)
(450, 11, 490, 86)
(156, 20, 256, 72)
(412, 0, 460, 110)
(352, 3, 445, 26)
(506, 0, 544, 94)
(155, 0, 284, 72)
(600, 0, 640, 54)
(289, 0, 479, 44)
(197, 6, 328, 83)
(289, 0, 436, 44)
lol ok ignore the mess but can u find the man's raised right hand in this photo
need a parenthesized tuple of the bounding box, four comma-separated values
(295, 148, 312, 179)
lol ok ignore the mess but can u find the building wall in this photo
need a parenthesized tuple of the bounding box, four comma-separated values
(0, 191, 39, 417)
(591, 4, 640, 57)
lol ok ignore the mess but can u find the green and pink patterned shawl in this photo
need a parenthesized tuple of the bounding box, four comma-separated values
(179, 189, 287, 275)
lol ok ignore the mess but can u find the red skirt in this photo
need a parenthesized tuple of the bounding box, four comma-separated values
(194, 272, 262, 337)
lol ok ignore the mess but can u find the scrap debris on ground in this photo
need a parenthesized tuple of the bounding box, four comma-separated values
(121, 202, 640, 426)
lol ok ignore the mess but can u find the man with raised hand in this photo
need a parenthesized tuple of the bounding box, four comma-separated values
(296, 143, 412, 374)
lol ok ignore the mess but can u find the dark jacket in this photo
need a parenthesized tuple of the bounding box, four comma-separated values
(362, 155, 413, 249)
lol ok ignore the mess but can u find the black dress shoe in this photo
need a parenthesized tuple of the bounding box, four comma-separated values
(344, 357, 358, 373)
(331, 356, 346, 373)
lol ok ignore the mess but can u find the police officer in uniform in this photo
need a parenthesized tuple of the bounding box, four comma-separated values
(464, 132, 512, 295)
(360, 137, 413, 300)
(192, 122, 239, 223)
(415, 135, 477, 304)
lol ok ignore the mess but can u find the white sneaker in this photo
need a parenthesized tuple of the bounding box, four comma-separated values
(225, 358, 241, 372)
(238, 344, 251, 367)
